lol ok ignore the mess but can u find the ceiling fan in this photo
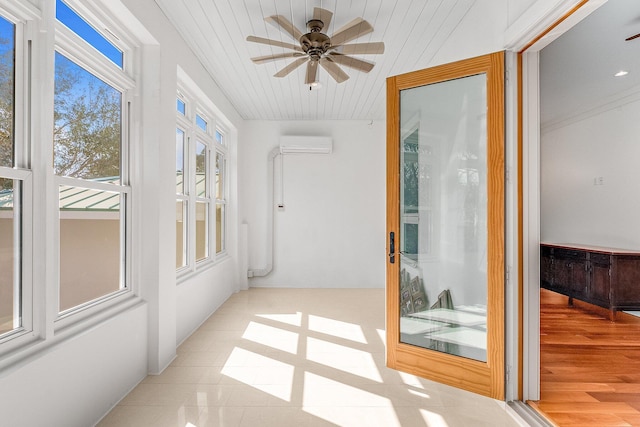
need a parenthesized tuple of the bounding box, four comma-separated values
(626, 32, 640, 41)
(246, 7, 384, 86)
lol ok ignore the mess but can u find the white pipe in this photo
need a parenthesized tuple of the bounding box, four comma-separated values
(247, 146, 280, 277)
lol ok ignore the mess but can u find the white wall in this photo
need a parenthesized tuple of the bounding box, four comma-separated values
(240, 120, 386, 288)
(541, 97, 640, 249)
(0, 304, 148, 427)
(118, 0, 242, 370)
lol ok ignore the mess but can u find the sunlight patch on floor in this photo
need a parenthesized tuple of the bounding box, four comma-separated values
(399, 371, 426, 389)
(302, 371, 391, 407)
(421, 409, 449, 427)
(308, 314, 367, 343)
(306, 336, 383, 382)
(407, 388, 432, 399)
(221, 347, 294, 401)
(242, 321, 299, 353)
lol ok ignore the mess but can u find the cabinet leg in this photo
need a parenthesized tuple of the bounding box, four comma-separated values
(568, 297, 573, 307)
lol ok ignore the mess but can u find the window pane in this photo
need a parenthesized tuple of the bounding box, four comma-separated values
(54, 52, 122, 182)
(195, 141, 206, 197)
(177, 98, 185, 115)
(59, 185, 122, 313)
(0, 178, 19, 335)
(215, 129, 223, 145)
(195, 202, 208, 261)
(176, 128, 184, 194)
(196, 114, 207, 132)
(399, 73, 488, 362)
(215, 152, 223, 199)
(0, 17, 14, 168)
(216, 203, 224, 254)
(176, 200, 186, 268)
(56, 0, 123, 68)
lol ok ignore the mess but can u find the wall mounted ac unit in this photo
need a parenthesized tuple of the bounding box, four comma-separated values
(279, 136, 332, 154)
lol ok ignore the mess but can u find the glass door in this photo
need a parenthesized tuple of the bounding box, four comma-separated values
(386, 51, 505, 399)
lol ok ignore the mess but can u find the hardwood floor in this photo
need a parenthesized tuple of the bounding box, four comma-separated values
(533, 289, 640, 426)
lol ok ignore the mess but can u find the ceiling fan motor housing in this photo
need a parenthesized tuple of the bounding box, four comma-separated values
(300, 19, 330, 60)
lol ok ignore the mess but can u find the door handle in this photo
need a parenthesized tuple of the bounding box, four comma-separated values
(389, 231, 395, 264)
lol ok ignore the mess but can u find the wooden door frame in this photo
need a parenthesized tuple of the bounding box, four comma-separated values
(386, 51, 505, 400)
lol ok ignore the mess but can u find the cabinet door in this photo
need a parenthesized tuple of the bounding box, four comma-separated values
(554, 249, 587, 298)
(540, 246, 553, 289)
(589, 253, 610, 305)
(614, 256, 640, 307)
(569, 259, 588, 296)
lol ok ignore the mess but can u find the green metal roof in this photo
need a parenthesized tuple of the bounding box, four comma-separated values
(0, 173, 210, 210)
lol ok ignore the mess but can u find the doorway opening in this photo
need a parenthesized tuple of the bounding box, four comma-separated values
(524, 0, 640, 424)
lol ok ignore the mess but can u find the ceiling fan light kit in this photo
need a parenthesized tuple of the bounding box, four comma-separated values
(246, 7, 384, 86)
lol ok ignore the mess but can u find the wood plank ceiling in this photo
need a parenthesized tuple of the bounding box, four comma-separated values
(153, 0, 475, 120)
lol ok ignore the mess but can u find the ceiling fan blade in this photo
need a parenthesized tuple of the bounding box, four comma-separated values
(327, 53, 375, 73)
(251, 52, 305, 64)
(265, 15, 304, 41)
(305, 60, 319, 85)
(246, 35, 303, 52)
(329, 18, 373, 46)
(626, 33, 640, 41)
(319, 58, 349, 83)
(330, 42, 385, 55)
(313, 7, 333, 29)
(274, 57, 308, 78)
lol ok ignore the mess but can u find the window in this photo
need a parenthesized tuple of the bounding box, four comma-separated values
(56, 0, 123, 68)
(176, 127, 186, 268)
(0, 0, 140, 354)
(194, 139, 208, 261)
(401, 129, 420, 261)
(54, 0, 133, 316)
(176, 88, 226, 275)
(215, 140, 226, 254)
(0, 12, 29, 341)
(177, 98, 185, 116)
(401, 128, 433, 261)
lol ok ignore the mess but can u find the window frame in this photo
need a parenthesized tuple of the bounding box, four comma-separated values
(176, 84, 227, 281)
(0, 6, 34, 351)
(214, 129, 227, 256)
(175, 123, 188, 270)
(52, 0, 136, 328)
(0, 0, 148, 362)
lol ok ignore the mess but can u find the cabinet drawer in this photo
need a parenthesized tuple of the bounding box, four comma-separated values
(590, 253, 611, 265)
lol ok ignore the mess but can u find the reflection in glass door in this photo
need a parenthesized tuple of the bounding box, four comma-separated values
(399, 74, 488, 363)
(386, 51, 505, 399)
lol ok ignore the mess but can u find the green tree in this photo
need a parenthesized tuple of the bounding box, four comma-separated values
(53, 53, 121, 181)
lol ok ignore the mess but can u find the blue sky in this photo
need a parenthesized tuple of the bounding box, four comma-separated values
(0, 14, 14, 60)
(56, 0, 122, 68)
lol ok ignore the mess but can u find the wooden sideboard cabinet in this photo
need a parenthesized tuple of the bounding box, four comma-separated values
(540, 243, 640, 315)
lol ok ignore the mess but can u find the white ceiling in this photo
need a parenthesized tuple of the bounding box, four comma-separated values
(540, 0, 640, 126)
(153, 0, 475, 121)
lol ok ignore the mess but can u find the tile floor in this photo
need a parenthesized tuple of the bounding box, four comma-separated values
(98, 288, 522, 427)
